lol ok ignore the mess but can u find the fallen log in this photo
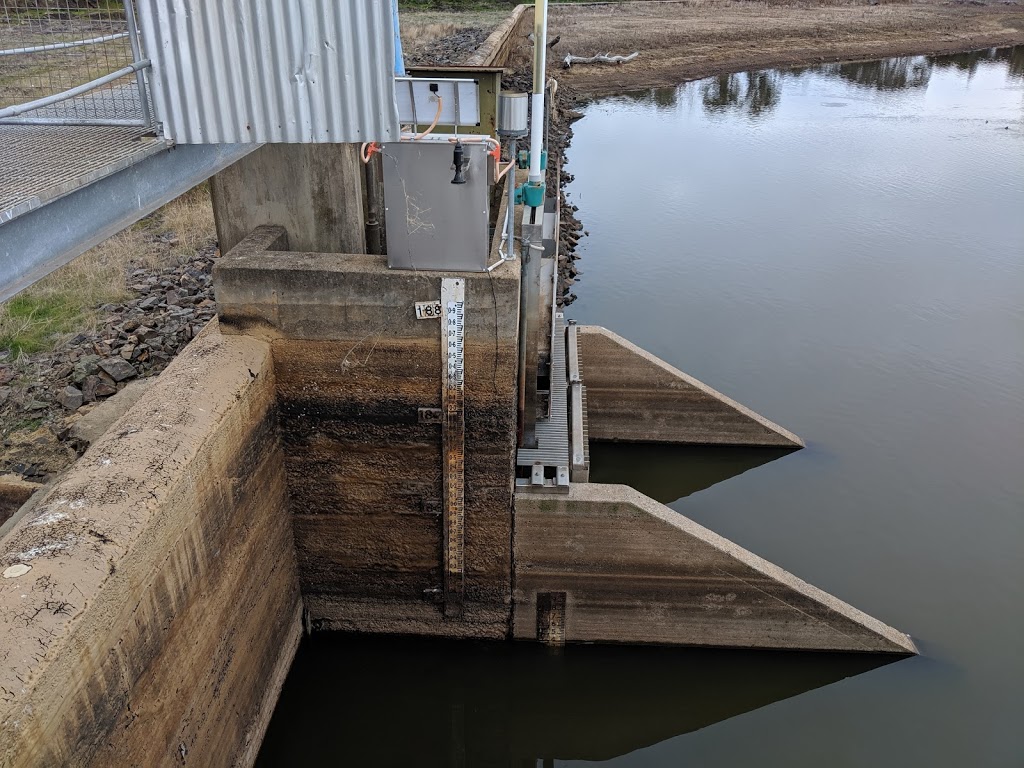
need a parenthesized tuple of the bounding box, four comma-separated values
(562, 52, 639, 69)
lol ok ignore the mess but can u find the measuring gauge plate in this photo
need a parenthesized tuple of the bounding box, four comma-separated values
(440, 278, 466, 618)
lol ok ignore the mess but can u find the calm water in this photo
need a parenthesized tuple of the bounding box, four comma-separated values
(258, 48, 1024, 766)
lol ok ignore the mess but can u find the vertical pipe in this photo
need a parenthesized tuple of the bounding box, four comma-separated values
(528, 0, 548, 184)
(123, 0, 152, 127)
(505, 137, 516, 259)
(364, 153, 384, 255)
(391, 0, 406, 76)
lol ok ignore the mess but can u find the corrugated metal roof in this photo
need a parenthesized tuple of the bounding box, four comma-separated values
(137, 0, 400, 144)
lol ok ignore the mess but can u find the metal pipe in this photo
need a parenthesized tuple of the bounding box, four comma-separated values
(505, 138, 516, 261)
(0, 60, 150, 120)
(123, 0, 153, 128)
(0, 33, 128, 57)
(528, 0, 548, 184)
(0, 117, 153, 127)
(364, 153, 384, 255)
(391, 0, 406, 76)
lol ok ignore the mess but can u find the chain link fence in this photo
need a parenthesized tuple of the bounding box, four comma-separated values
(0, 0, 152, 126)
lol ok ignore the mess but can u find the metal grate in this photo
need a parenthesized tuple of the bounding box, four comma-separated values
(518, 312, 569, 466)
(0, 122, 163, 222)
(0, 0, 151, 126)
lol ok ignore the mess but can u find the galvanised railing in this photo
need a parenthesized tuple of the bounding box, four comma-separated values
(0, 0, 152, 127)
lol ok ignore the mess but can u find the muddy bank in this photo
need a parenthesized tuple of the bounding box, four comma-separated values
(548, 0, 1024, 96)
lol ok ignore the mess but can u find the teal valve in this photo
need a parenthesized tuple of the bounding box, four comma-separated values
(516, 149, 548, 172)
(522, 181, 545, 208)
(514, 182, 545, 207)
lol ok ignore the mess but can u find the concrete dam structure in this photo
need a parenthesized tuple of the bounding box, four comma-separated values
(0, 215, 915, 764)
(0, 3, 916, 765)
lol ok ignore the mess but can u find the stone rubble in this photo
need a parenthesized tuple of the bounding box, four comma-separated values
(0, 245, 220, 482)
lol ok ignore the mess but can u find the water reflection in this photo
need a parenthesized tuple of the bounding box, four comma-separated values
(612, 45, 1021, 117)
(256, 635, 893, 767)
(701, 71, 782, 117)
(932, 45, 1024, 78)
(824, 57, 931, 91)
(590, 443, 797, 504)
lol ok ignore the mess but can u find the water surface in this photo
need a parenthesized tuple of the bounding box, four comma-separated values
(258, 47, 1024, 767)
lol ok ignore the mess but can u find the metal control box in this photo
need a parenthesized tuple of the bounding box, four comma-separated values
(382, 141, 491, 272)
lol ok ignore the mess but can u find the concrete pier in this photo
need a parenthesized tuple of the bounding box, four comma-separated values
(214, 225, 520, 639)
(0, 224, 915, 766)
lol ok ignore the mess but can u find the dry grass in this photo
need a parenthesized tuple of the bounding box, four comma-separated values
(0, 185, 216, 357)
(402, 20, 460, 49)
(399, 9, 506, 50)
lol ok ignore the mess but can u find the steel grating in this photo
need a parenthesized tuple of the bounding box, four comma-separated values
(0, 121, 165, 223)
(518, 312, 570, 469)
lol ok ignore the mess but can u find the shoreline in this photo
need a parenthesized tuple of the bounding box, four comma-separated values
(549, 1, 1024, 97)
(568, 37, 1024, 97)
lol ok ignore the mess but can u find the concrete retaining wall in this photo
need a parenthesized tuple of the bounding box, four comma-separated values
(467, 4, 534, 67)
(215, 226, 520, 639)
(514, 483, 915, 653)
(0, 322, 301, 767)
(579, 325, 802, 447)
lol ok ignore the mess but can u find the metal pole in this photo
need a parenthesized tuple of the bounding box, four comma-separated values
(364, 154, 384, 255)
(505, 138, 516, 260)
(123, 0, 153, 128)
(528, 0, 548, 184)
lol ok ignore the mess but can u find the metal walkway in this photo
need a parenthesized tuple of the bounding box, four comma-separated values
(0, 5, 254, 303)
(517, 312, 571, 492)
(0, 126, 254, 302)
(1, 123, 165, 224)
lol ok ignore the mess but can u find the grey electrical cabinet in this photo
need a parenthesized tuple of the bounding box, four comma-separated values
(382, 141, 491, 272)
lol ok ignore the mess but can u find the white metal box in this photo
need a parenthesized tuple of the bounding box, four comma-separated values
(382, 141, 491, 272)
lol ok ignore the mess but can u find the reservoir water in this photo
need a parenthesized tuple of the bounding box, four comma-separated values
(257, 48, 1024, 766)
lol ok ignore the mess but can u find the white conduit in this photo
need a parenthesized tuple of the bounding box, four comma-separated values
(528, 0, 548, 185)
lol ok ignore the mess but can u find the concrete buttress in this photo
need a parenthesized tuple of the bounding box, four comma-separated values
(514, 483, 916, 654)
(579, 325, 803, 447)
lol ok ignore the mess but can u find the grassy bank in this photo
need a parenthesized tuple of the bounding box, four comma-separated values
(0, 185, 215, 360)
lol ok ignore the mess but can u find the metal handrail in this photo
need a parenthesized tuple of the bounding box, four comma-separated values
(0, 32, 129, 57)
(0, 60, 150, 120)
(0, 0, 153, 128)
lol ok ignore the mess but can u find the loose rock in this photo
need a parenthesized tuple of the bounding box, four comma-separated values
(58, 386, 84, 411)
(98, 358, 137, 382)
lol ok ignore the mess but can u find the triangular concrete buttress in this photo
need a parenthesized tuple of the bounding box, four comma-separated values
(514, 483, 917, 654)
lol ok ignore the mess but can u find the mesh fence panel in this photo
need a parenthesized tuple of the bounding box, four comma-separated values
(0, 0, 150, 125)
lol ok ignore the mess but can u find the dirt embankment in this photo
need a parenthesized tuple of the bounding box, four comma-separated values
(548, 0, 1024, 96)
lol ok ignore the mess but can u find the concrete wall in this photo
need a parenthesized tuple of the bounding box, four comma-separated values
(215, 226, 520, 639)
(579, 325, 803, 447)
(0, 322, 301, 767)
(211, 144, 366, 256)
(466, 4, 534, 67)
(514, 483, 915, 654)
